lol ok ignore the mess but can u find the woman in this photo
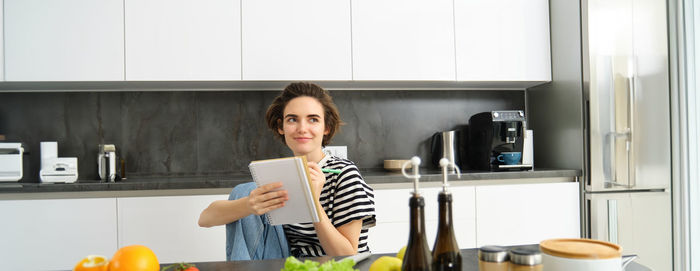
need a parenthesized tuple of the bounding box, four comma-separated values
(198, 82, 375, 259)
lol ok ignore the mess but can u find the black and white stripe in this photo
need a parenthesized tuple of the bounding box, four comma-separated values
(283, 155, 376, 257)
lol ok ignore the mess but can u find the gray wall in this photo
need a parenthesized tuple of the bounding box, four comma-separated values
(526, 0, 584, 172)
(0, 90, 524, 182)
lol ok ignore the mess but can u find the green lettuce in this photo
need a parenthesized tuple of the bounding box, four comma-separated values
(281, 256, 358, 271)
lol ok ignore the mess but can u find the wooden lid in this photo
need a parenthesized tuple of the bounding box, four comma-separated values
(540, 239, 622, 259)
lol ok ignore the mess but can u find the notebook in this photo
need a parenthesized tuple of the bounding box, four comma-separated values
(248, 156, 321, 225)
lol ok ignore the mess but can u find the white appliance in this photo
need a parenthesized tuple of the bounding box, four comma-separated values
(582, 0, 672, 270)
(0, 143, 24, 182)
(39, 141, 78, 183)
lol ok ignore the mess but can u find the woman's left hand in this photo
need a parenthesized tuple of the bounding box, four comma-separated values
(307, 162, 326, 201)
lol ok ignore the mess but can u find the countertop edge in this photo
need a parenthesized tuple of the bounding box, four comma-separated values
(0, 169, 581, 199)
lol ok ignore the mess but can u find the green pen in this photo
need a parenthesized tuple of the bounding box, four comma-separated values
(321, 168, 342, 174)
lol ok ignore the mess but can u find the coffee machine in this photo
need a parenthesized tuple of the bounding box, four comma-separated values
(467, 110, 533, 171)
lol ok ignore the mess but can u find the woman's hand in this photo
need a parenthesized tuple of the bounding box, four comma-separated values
(307, 162, 326, 201)
(246, 182, 289, 215)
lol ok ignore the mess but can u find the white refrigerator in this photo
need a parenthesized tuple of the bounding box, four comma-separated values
(582, 0, 672, 270)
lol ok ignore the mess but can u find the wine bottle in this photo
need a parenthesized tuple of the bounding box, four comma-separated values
(403, 194, 432, 271)
(401, 156, 432, 271)
(432, 192, 461, 270)
(432, 158, 462, 271)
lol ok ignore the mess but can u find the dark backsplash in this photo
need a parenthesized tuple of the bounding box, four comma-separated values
(0, 90, 524, 182)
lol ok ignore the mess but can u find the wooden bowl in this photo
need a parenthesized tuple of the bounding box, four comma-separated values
(384, 159, 411, 171)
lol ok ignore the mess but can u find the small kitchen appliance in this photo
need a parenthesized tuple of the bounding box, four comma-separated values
(467, 110, 533, 171)
(39, 141, 78, 183)
(97, 144, 117, 182)
(430, 130, 460, 173)
(0, 143, 24, 182)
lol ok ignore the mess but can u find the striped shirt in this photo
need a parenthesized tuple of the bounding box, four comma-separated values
(283, 155, 376, 257)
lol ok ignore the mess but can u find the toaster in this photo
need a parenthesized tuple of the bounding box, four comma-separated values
(0, 143, 24, 182)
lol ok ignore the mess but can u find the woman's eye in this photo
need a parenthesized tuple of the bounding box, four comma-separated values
(310, 118, 320, 123)
(287, 118, 297, 123)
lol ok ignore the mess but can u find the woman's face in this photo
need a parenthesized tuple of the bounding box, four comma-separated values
(278, 96, 329, 156)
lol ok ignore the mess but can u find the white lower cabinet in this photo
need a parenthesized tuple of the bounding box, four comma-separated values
(117, 194, 228, 263)
(475, 182, 580, 246)
(0, 198, 118, 271)
(369, 182, 580, 253)
(369, 186, 477, 254)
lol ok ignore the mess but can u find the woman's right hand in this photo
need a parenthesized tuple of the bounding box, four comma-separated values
(246, 182, 289, 215)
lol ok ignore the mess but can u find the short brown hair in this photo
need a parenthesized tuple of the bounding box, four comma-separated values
(265, 82, 343, 146)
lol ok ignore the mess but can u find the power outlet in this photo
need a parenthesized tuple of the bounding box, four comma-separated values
(323, 146, 348, 159)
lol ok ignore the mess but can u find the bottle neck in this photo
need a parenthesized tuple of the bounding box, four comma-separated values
(409, 195, 427, 237)
(437, 192, 454, 229)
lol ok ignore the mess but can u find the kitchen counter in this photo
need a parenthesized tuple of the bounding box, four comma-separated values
(160, 245, 650, 271)
(0, 168, 580, 198)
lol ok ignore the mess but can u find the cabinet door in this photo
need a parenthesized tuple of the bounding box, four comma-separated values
(351, 0, 455, 80)
(0, 0, 4, 82)
(454, 0, 551, 81)
(242, 0, 351, 80)
(0, 198, 118, 270)
(125, 0, 241, 80)
(4, 0, 124, 81)
(475, 182, 579, 246)
(117, 195, 227, 263)
(369, 186, 476, 253)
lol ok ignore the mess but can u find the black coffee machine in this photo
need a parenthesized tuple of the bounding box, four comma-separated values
(467, 110, 532, 171)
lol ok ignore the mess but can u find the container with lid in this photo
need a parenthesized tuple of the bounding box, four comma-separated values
(539, 238, 635, 271)
(508, 248, 542, 271)
(478, 246, 509, 271)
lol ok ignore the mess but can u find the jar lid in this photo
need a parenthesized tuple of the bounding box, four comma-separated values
(540, 238, 622, 259)
(478, 246, 509, 262)
(509, 248, 542, 265)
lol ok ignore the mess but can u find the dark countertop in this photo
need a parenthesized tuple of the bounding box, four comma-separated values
(165, 245, 650, 271)
(0, 168, 580, 194)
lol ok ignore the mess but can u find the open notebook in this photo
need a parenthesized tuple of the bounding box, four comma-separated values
(248, 156, 321, 225)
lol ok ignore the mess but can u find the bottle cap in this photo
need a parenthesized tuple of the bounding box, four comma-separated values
(509, 248, 542, 266)
(478, 246, 509, 263)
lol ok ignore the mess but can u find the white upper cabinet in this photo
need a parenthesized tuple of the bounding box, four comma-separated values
(125, 0, 241, 81)
(454, 0, 551, 82)
(0, 0, 4, 81)
(241, 0, 352, 80)
(4, 0, 124, 81)
(351, 0, 456, 80)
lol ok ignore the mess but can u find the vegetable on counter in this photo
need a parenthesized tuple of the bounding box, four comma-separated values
(161, 262, 199, 271)
(281, 256, 357, 271)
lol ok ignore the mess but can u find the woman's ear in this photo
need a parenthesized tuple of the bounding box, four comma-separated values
(324, 127, 330, 135)
(277, 119, 284, 135)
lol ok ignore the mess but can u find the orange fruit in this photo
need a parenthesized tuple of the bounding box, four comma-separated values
(108, 245, 160, 271)
(73, 255, 109, 271)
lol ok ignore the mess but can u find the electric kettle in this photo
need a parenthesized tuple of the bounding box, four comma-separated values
(97, 144, 117, 182)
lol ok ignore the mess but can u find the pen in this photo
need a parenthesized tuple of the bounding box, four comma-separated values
(321, 168, 342, 174)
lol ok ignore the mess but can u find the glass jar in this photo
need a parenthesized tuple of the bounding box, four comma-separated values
(508, 248, 543, 271)
(478, 246, 509, 271)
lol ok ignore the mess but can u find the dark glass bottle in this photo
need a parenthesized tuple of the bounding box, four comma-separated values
(403, 194, 432, 271)
(431, 192, 462, 271)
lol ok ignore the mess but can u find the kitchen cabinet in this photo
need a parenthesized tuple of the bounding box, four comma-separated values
(0, 198, 118, 270)
(241, 0, 351, 80)
(454, 0, 551, 82)
(351, 0, 456, 80)
(369, 186, 477, 253)
(117, 195, 227, 263)
(4, 0, 124, 81)
(0, 0, 4, 82)
(475, 182, 580, 246)
(124, 0, 241, 81)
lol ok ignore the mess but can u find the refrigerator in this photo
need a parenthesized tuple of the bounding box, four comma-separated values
(582, 0, 672, 270)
